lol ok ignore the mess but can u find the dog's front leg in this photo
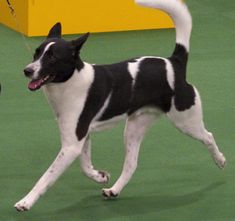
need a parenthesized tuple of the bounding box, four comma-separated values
(14, 140, 85, 212)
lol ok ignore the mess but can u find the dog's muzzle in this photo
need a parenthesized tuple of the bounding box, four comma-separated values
(24, 67, 34, 78)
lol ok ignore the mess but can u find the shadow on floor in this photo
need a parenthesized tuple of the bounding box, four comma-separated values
(37, 181, 225, 221)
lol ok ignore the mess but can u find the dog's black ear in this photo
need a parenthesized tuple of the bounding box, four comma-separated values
(71, 32, 90, 52)
(47, 22, 62, 39)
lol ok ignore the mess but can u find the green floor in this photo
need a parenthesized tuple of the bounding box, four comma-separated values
(1, 0, 235, 220)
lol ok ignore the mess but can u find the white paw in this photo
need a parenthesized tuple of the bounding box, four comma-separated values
(102, 188, 119, 199)
(96, 170, 110, 184)
(213, 152, 226, 169)
(14, 200, 31, 212)
(14, 196, 35, 212)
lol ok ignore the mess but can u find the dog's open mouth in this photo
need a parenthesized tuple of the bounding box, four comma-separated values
(28, 75, 52, 91)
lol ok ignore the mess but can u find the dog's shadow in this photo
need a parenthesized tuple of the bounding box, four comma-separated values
(42, 182, 224, 221)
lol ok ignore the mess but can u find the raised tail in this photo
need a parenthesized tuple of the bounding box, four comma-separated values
(135, 0, 192, 53)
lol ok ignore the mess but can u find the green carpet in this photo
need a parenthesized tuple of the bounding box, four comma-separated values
(0, 0, 235, 220)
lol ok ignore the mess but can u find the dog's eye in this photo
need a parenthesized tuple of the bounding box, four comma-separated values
(47, 50, 57, 62)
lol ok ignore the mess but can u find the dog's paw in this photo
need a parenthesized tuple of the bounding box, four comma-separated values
(213, 152, 226, 169)
(96, 170, 110, 184)
(102, 188, 119, 199)
(14, 200, 31, 212)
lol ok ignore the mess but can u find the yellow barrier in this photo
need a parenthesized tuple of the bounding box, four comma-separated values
(0, 0, 173, 37)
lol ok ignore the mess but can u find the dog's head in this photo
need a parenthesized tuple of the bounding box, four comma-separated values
(24, 23, 89, 91)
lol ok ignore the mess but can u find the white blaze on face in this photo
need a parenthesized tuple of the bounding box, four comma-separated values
(25, 42, 56, 80)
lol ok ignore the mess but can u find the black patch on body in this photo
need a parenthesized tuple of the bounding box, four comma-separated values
(98, 61, 134, 120)
(128, 58, 174, 115)
(169, 44, 195, 111)
(76, 58, 174, 140)
(76, 65, 113, 140)
(76, 44, 195, 141)
(76, 61, 134, 140)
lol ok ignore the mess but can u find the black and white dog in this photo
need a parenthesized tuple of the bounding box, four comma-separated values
(15, 0, 226, 211)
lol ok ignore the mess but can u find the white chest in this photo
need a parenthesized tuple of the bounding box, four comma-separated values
(43, 63, 95, 146)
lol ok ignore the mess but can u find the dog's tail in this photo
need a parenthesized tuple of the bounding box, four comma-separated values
(135, 0, 192, 54)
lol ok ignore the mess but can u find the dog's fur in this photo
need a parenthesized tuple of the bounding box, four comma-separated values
(15, 0, 226, 211)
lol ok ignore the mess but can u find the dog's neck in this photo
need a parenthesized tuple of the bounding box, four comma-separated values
(43, 62, 94, 118)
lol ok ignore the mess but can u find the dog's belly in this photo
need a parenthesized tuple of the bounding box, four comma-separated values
(90, 114, 127, 132)
(90, 106, 161, 133)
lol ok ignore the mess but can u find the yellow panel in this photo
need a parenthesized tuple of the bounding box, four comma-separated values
(0, 0, 28, 35)
(28, 0, 173, 36)
(0, 0, 173, 37)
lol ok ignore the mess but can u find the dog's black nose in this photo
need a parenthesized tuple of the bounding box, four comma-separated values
(24, 67, 34, 77)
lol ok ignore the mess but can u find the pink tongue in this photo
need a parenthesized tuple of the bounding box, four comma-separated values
(28, 79, 44, 91)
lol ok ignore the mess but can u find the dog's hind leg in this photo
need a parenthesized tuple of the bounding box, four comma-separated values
(102, 113, 157, 198)
(14, 140, 86, 212)
(167, 88, 226, 169)
(80, 136, 110, 183)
